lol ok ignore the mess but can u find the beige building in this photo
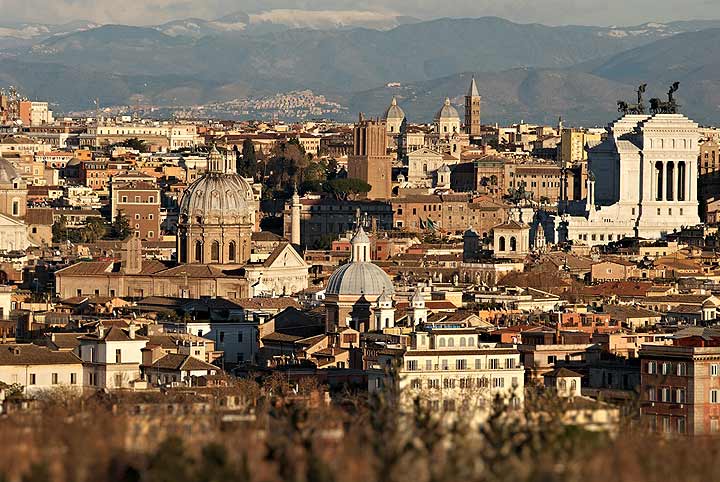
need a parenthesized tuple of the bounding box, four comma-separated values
(372, 328, 524, 418)
(79, 324, 148, 389)
(0, 344, 83, 395)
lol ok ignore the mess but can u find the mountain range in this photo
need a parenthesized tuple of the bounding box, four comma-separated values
(1, 14, 720, 125)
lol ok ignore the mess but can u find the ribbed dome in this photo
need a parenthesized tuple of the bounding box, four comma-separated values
(325, 262, 395, 297)
(384, 97, 405, 121)
(0, 157, 20, 185)
(179, 172, 255, 225)
(435, 98, 459, 121)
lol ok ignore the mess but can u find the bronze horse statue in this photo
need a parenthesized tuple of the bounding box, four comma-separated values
(618, 83, 648, 115)
(650, 82, 680, 114)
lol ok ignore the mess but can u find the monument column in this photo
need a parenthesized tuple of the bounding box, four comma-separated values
(671, 161, 677, 202)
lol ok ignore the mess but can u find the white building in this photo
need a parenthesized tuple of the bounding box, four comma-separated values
(371, 328, 524, 419)
(0, 344, 83, 395)
(558, 113, 701, 246)
(78, 324, 149, 389)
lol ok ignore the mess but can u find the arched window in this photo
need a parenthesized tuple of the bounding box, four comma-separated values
(448, 338, 454, 347)
(499, 236, 506, 251)
(560, 379, 567, 391)
(460, 338, 466, 347)
(439, 339, 446, 347)
(211, 241, 220, 262)
(570, 379, 577, 391)
(194, 241, 203, 263)
(228, 241, 236, 262)
(510, 237, 517, 251)
(468, 337, 475, 346)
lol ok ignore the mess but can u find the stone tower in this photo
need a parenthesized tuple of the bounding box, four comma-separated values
(465, 76, 482, 138)
(291, 187, 301, 245)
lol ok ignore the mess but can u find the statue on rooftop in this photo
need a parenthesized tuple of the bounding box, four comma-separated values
(617, 83, 648, 115)
(650, 82, 681, 114)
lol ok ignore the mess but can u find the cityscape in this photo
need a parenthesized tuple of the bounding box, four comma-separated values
(2, 1, 720, 481)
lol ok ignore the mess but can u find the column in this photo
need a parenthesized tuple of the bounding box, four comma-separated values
(662, 161, 668, 201)
(671, 161, 677, 202)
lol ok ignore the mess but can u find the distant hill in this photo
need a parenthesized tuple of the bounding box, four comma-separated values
(17, 17, 689, 90)
(2, 16, 720, 125)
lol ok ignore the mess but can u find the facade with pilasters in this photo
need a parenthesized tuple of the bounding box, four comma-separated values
(558, 113, 700, 246)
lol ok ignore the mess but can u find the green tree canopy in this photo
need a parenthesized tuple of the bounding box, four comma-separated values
(110, 212, 133, 240)
(324, 178, 372, 200)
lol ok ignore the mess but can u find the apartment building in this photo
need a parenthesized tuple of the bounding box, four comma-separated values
(372, 328, 524, 417)
(640, 333, 720, 435)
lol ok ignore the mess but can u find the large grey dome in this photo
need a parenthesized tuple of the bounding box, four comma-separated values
(325, 262, 395, 297)
(435, 98, 460, 121)
(384, 97, 405, 121)
(0, 157, 20, 185)
(179, 172, 255, 225)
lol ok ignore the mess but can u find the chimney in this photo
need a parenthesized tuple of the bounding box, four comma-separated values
(128, 321, 137, 340)
(97, 323, 105, 338)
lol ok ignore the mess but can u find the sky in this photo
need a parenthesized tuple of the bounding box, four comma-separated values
(1, 0, 719, 27)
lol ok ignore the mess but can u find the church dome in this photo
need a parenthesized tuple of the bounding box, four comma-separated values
(435, 98, 460, 121)
(325, 262, 395, 297)
(179, 172, 255, 225)
(384, 97, 405, 121)
(0, 157, 20, 185)
(325, 226, 394, 297)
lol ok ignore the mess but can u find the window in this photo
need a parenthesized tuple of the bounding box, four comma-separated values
(660, 387, 671, 402)
(411, 379, 422, 389)
(70, 373, 77, 385)
(547, 355, 557, 365)
(677, 417, 686, 433)
(219, 331, 225, 343)
(406, 360, 418, 371)
(647, 361, 657, 374)
(425, 360, 432, 371)
(52, 373, 58, 385)
(443, 379, 456, 389)
(711, 364, 718, 376)
(228, 241, 236, 262)
(505, 358, 516, 369)
(211, 240, 220, 262)
(115, 349, 122, 363)
(115, 374, 123, 388)
(662, 416, 671, 434)
(475, 359, 482, 370)
(711, 389, 719, 404)
(29, 374, 36, 385)
(676, 388, 686, 404)
(647, 386, 657, 401)
(456, 359, 467, 370)
(237, 332, 243, 343)
(428, 379, 440, 389)
(677, 363, 687, 376)
(493, 378, 505, 388)
(489, 358, 500, 369)
(661, 362, 671, 375)
(711, 418, 720, 433)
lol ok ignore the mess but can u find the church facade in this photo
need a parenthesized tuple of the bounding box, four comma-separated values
(56, 146, 309, 300)
(557, 112, 701, 246)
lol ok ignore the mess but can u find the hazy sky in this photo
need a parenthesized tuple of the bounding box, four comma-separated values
(1, 0, 719, 27)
